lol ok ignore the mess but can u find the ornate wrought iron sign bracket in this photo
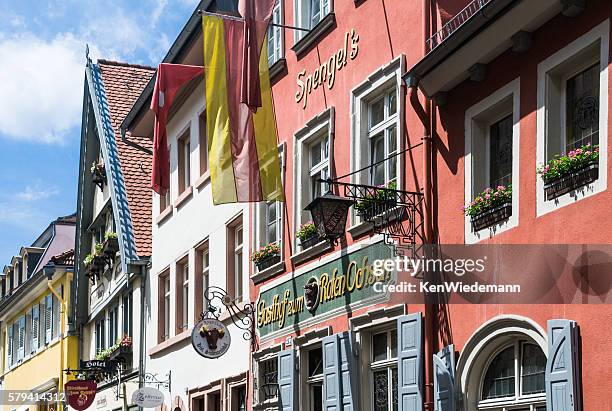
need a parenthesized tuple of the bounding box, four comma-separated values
(200, 286, 257, 351)
(143, 371, 172, 391)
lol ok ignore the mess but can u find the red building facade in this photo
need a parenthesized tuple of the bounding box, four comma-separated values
(250, 1, 612, 410)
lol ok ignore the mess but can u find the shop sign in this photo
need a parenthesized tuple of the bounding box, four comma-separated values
(191, 318, 231, 359)
(81, 360, 110, 371)
(65, 380, 97, 411)
(295, 29, 360, 109)
(132, 387, 164, 408)
(257, 241, 393, 337)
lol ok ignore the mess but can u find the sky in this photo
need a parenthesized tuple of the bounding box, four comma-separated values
(0, 0, 200, 264)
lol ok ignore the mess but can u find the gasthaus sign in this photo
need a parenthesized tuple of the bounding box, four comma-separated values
(256, 241, 393, 337)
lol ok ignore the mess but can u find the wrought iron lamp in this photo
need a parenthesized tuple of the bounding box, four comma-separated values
(305, 189, 354, 243)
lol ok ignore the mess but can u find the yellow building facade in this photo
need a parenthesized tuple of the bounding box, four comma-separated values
(0, 217, 77, 411)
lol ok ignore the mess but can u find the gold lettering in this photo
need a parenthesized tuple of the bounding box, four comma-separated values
(327, 55, 336, 89)
(295, 70, 306, 103)
(350, 29, 359, 59)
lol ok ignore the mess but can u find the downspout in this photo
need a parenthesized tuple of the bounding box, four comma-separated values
(407, 0, 435, 409)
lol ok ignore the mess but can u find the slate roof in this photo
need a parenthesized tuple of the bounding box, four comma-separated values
(97, 60, 155, 257)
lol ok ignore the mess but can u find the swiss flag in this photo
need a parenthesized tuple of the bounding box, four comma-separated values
(151, 63, 203, 195)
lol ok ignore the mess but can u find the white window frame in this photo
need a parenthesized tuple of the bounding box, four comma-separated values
(181, 262, 189, 332)
(201, 246, 210, 313)
(163, 274, 171, 341)
(477, 341, 546, 410)
(234, 225, 244, 301)
(299, 343, 324, 411)
(367, 89, 399, 187)
(293, 107, 334, 252)
(253, 143, 286, 278)
(464, 78, 520, 244)
(268, 0, 284, 66)
(369, 328, 398, 411)
(293, 0, 333, 42)
(536, 19, 609, 216)
(349, 56, 405, 230)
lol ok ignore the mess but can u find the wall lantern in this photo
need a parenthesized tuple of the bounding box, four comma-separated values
(305, 191, 354, 243)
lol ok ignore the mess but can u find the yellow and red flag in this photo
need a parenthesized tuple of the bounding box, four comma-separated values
(203, 4, 283, 204)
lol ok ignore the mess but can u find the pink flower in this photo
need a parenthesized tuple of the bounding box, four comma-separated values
(576, 148, 583, 155)
(485, 187, 493, 194)
(494, 191, 500, 196)
(497, 185, 506, 191)
(569, 150, 576, 158)
(485, 193, 491, 199)
(586, 150, 592, 156)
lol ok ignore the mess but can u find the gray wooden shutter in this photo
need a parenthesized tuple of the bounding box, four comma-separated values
(546, 319, 581, 411)
(45, 295, 52, 343)
(337, 332, 358, 410)
(278, 348, 295, 411)
(323, 333, 340, 411)
(52, 290, 60, 339)
(7, 324, 13, 366)
(17, 316, 25, 360)
(397, 313, 423, 411)
(31, 305, 39, 351)
(434, 344, 455, 411)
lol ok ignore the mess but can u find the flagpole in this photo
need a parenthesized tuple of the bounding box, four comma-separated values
(197, 10, 310, 32)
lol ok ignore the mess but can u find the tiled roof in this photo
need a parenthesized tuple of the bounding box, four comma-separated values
(50, 249, 75, 266)
(97, 60, 155, 257)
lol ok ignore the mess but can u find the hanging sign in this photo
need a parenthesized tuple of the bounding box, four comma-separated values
(191, 318, 231, 359)
(132, 387, 164, 408)
(65, 380, 97, 411)
(295, 29, 360, 109)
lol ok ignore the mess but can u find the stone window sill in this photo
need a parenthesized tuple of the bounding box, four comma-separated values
(174, 186, 193, 209)
(251, 260, 285, 285)
(290, 240, 331, 266)
(149, 330, 191, 357)
(156, 205, 174, 225)
(292, 13, 336, 58)
(195, 171, 211, 190)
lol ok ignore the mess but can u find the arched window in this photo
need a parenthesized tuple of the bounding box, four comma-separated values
(479, 341, 546, 410)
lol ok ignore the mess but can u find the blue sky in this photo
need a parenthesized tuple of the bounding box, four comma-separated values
(0, 0, 199, 264)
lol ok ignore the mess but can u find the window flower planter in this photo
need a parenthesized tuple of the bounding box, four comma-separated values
(538, 144, 600, 201)
(91, 161, 107, 189)
(543, 161, 598, 200)
(102, 236, 119, 258)
(354, 182, 397, 221)
(297, 222, 320, 249)
(299, 232, 321, 249)
(464, 185, 513, 231)
(255, 254, 281, 271)
(470, 202, 512, 232)
(108, 344, 132, 362)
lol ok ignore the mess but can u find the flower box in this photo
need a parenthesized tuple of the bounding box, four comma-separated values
(108, 344, 132, 362)
(102, 237, 119, 258)
(544, 161, 598, 201)
(355, 198, 397, 221)
(300, 233, 321, 249)
(255, 254, 281, 271)
(470, 202, 512, 232)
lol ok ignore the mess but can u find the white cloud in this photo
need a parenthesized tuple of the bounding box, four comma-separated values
(15, 184, 59, 202)
(0, 32, 85, 143)
(80, 11, 146, 60)
(151, 0, 169, 27)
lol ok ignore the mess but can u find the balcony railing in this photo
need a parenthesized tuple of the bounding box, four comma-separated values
(426, 0, 493, 52)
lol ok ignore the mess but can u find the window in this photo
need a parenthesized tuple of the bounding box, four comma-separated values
(160, 190, 170, 213)
(178, 128, 191, 194)
(31, 305, 39, 352)
(158, 271, 171, 342)
(368, 89, 398, 187)
(95, 318, 105, 355)
(44, 294, 52, 344)
(176, 259, 189, 333)
(294, 108, 334, 253)
(227, 217, 244, 301)
(268, 1, 283, 66)
(17, 316, 25, 361)
(464, 78, 520, 242)
(305, 346, 323, 411)
(199, 112, 208, 176)
(195, 242, 210, 318)
(536, 20, 608, 215)
(7, 324, 13, 367)
(371, 330, 398, 411)
(231, 385, 247, 411)
(258, 356, 278, 402)
(207, 392, 222, 411)
(479, 342, 546, 410)
(108, 305, 118, 346)
(295, 0, 331, 40)
(122, 293, 132, 337)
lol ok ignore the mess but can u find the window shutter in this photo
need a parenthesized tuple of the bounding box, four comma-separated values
(337, 332, 358, 410)
(31, 306, 39, 351)
(7, 324, 13, 366)
(322, 333, 340, 411)
(45, 295, 52, 343)
(397, 313, 423, 411)
(24, 313, 31, 356)
(17, 317, 25, 360)
(434, 344, 455, 411)
(53, 291, 60, 339)
(277, 348, 295, 411)
(546, 319, 581, 411)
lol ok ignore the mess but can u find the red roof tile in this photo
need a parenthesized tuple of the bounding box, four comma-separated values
(50, 249, 75, 266)
(98, 60, 155, 257)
